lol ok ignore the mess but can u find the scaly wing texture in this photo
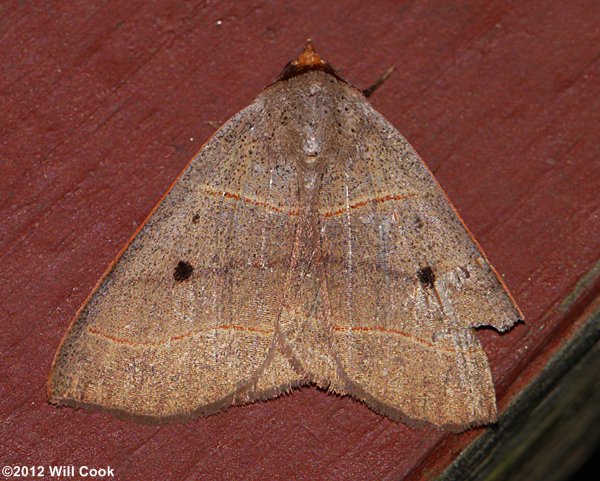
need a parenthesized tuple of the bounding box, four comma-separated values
(318, 90, 522, 429)
(48, 101, 305, 419)
(50, 67, 521, 428)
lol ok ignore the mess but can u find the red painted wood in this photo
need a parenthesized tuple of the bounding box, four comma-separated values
(1, 1, 599, 480)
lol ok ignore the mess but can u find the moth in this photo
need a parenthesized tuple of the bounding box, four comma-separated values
(48, 42, 523, 431)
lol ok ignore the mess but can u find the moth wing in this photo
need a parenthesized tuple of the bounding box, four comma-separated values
(48, 102, 304, 419)
(319, 100, 522, 429)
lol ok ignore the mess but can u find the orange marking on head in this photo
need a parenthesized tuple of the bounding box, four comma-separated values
(292, 40, 327, 69)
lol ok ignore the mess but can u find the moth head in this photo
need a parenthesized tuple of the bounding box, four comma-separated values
(275, 40, 346, 84)
(292, 40, 327, 70)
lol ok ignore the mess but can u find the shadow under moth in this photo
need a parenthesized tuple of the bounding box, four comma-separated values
(48, 42, 523, 431)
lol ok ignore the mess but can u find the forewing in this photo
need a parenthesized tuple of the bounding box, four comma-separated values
(49, 101, 303, 419)
(319, 97, 522, 429)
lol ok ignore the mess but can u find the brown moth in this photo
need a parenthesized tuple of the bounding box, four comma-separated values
(48, 42, 523, 431)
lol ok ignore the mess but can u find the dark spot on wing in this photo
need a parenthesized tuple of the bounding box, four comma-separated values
(417, 266, 435, 289)
(174, 261, 194, 282)
(460, 266, 471, 278)
(192, 213, 200, 224)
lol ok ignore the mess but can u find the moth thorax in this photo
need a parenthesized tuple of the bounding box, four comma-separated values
(302, 126, 322, 161)
(302, 170, 318, 191)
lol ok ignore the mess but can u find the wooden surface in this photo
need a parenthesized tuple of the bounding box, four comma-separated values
(1, 1, 599, 480)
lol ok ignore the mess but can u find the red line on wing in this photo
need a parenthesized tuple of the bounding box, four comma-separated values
(321, 193, 417, 218)
(201, 187, 300, 216)
(88, 324, 273, 347)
